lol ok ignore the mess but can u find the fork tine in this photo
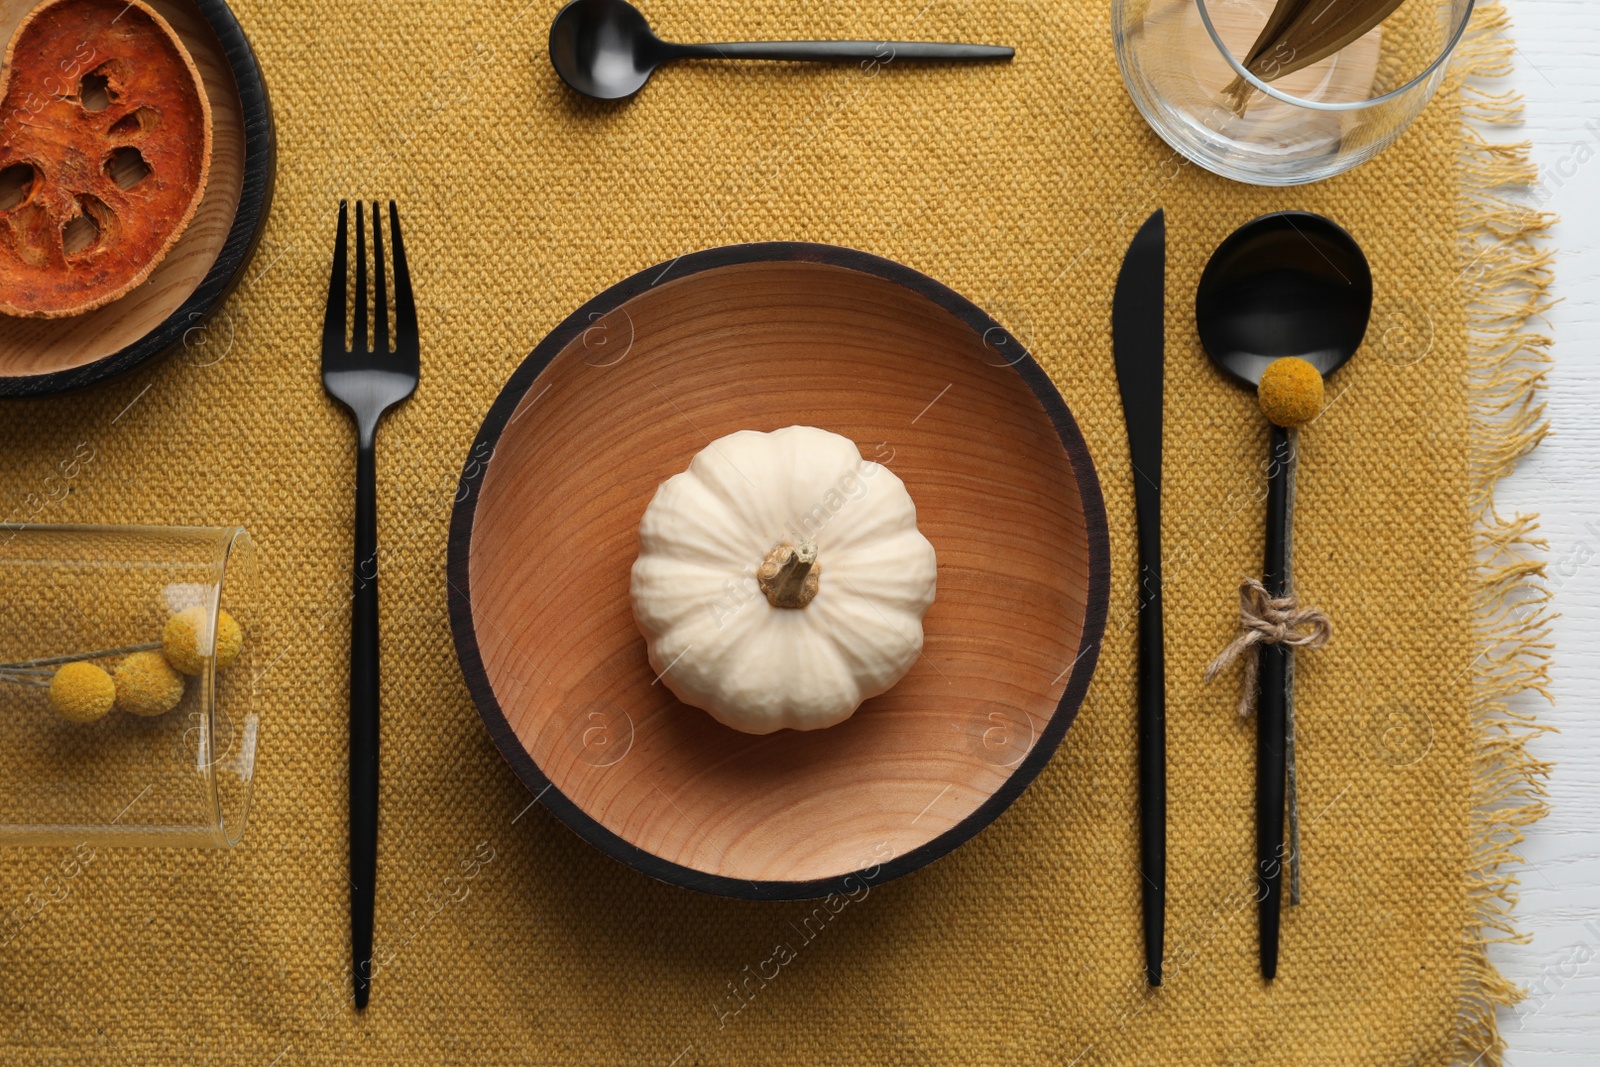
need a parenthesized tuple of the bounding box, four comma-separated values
(353, 201, 369, 353)
(321, 201, 348, 353)
(371, 201, 389, 356)
(388, 201, 419, 364)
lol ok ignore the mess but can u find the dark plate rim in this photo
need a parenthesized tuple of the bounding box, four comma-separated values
(0, 0, 277, 398)
(446, 242, 1111, 901)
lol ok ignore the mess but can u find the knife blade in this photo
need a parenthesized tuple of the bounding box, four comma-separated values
(1112, 208, 1167, 987)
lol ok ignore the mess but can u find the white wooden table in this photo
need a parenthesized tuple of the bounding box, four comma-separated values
(1488, 2, 1600, 1061)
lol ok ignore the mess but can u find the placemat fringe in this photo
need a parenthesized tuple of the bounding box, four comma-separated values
(1452, 5, 1557, 1064)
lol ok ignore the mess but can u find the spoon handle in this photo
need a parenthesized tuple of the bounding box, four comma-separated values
(1257, 424, 1293, 981)
(670, 41, 1014, 62)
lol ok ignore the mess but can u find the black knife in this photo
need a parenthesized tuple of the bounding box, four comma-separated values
(1112, 209, 1167, 987)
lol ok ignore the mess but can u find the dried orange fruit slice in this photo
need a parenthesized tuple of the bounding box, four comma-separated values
(0, 0, 212, 318)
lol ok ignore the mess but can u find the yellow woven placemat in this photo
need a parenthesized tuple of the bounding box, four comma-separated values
(0, 1, 1552, 1063)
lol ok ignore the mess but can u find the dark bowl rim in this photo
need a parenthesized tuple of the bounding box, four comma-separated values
(446, 241, 1112, 900)
(0, 0, 277, 398)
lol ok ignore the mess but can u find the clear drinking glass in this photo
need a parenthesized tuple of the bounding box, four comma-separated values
(1113, 0, 1475, 185)
(0, 525, 262, 847)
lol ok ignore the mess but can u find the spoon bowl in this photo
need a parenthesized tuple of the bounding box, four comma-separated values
(1195, 212, 1372, 389)
(549, 0, 660, 100)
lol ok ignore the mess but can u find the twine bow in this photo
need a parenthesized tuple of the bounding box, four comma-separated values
(1205, 578, 1332, 717)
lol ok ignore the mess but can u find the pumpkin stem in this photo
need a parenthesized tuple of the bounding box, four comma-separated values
(758, 540, 820, 609)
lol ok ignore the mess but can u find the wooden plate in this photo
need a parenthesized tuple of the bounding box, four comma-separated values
(0, 0, 274, 396)
(449, 244, 1110, 899)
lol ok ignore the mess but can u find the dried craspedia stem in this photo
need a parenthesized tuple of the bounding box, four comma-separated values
(758, 540, 821, 609)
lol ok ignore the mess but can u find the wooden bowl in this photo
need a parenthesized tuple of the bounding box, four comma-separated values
(449, 244, 1110, 899)
(0, 0, 274, 396)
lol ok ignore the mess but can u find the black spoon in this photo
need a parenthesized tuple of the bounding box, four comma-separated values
(1195, 211, 1371, 982)
(549, 0, 1013, 100)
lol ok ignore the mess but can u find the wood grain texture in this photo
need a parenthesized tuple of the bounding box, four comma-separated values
(449, 244, 1109, 897)
(0, 0, 272, 393)
(1480, 4, 1600, 1062)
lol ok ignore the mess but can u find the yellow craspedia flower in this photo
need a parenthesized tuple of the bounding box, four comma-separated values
(48, 661, 116, 723)
(162, 606, 245, 675)
(113, 651, 185, 717)
(1257, 357, 1325, 428)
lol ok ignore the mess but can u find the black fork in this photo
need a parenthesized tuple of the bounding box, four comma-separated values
(320, 201, 418, 1011)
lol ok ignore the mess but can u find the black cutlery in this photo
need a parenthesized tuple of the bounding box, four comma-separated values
(321, 200, 419, 1010)
(1112, 208, 1167, 987)
(1195, 211, 1370, 980)
(549, 0, 1013, 100)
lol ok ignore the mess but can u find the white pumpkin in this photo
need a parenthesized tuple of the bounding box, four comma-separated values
(630, 425, 937, 734)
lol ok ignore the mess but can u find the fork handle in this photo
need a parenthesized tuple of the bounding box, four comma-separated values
(350, 437, 380, 1009)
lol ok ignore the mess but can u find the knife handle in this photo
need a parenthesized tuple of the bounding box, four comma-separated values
(1134, 487, 1166, 986)
(1257, 424, 1292, 981)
